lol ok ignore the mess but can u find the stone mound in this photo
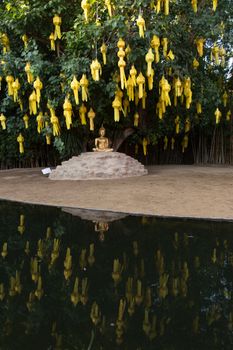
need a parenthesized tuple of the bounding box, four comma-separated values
(49, 152, 147, 180)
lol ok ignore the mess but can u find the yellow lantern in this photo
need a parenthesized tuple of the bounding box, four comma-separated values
(145, 48, 154, 76)
(0, 113, 6, 130)
(81, 0, 90, 22)
(136, 72, 145, 99)
(71, 76, 80, 105)
(215, 108, 221, 124)
(112, 96, 121, 122)
(17, 134, 24, 154)
(63, 97, 73, 130)
(29, 90, 37, 115)
(87, 108, 96, 131)
(100, 43, 107, 65)
(36, 112, 44, 133)
(6, 75, 14, 96)
(80, 74, 89, 102)
(25, 62, 34, 84)
(23, 114, 29, 129)
(53, 15, 62, 40)
(12, 78, 21, 102)
(33, 77, 43, 105)
(79, 104, 87, 125)
(49, 33, 56, 51)
(151, 35, 160, 63)
(136, 15, 146, 38)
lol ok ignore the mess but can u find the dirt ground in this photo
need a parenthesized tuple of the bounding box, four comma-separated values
(0, 165, 232, 220)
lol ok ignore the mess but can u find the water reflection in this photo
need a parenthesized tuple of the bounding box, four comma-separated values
(0, 201, 233, 349)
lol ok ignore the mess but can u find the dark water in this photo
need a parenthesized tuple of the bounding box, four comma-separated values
(0, 200, 233, 350)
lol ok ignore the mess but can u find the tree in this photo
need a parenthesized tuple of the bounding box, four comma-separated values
(0, 0, 232, 167)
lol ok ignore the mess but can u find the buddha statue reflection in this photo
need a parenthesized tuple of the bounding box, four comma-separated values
(93, 126, 113, 152)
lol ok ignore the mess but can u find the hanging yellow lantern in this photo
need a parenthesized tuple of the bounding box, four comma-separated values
(142, 138, 148, 156)
(182, 135, 189, 153)
(46, 134, 51, 145)
(196, 102, 202, 114)
(145, 48, 154, 76)
(63, 97, 73, 130)
(117, 38, 126, 50)
(123, 98, 130, 117)
(17, 134, 24, 154)
(159, 76, 171, 108)
(136, 72, 145, 99)
(29, 90, 37, 115)
(1, 33, 10, 53)
(118, 58, 126, 90)
(36, 112, 44, 133)
(226, 111, 231, 121)
(23, 114, 29, 129)
(133, 112, 140, 128)
(81, 0, 90, 22)
(105, 0, 113, 17)
(125, 45, 131, 57)
(211, 44, 220, 65)
(212, 0, 217, 11)
(156, 0, 161, 13)
(33, 77, 43, 105)
(87, 108, 96, 131)
(191, 0, 198, 13)
(148, 68, 154, 90)
(167, 49, 175, 60)
(79, 104, 87, 125)
(0, 113, 6, 130)
(100, 43, 107, 65)
(151, 35, 160, 63)
(12, 78, 21, 102)
(215, 108, 221, 124)
(183, 77, 192, 109)
(0, 76, 2, 91)
(136, 15, 146, 38)
(127, 76, 134, 101)
(71, 76, 80, 105)
(171, 137, 175, 150)
(49, 33, 56, 51)
(142, 90, 147, 109)
(112, 96, 121, 122)
(175, 116, 180, 134)
(90, 59, 102, 81)
(164, 0, 169, 15)
(195, 38, 205, 57)
(51, 114, 60, 136)
(161, 38, 168, 57)
(53, 15, 62, 40)
(80, 74, 89, 102)
(25, 62, 34, 84)
(164, 136, 168, 150)
(219, 47, 226, 67)
(6, 75, 14, 96)
(21, 34, 28, 48)
(193, 58, 199, 69)
(156, 100, 164, 119)
(185, 118, 191, 133)
(130, 65, 137, 87)
(222, 91, 228, 107)
(174, 77, 182, 98)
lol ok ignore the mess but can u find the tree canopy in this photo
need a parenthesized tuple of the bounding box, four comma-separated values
(0, 0, 232, 166)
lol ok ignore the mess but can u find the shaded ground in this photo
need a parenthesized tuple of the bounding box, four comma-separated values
(0, 165, 232, 220)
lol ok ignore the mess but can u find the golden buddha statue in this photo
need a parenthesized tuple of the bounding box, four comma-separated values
(93, 126, 113, 152)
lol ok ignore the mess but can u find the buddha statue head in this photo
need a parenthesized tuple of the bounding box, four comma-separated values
(99, 126, 106, 137)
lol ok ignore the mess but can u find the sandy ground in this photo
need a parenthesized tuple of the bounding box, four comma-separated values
(0, 165, 232, 220)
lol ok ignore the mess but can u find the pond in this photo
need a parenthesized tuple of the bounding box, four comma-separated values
(0, 200, 233, 350)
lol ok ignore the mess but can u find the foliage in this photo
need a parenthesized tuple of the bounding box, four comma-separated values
(0, 0, 232, 165)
